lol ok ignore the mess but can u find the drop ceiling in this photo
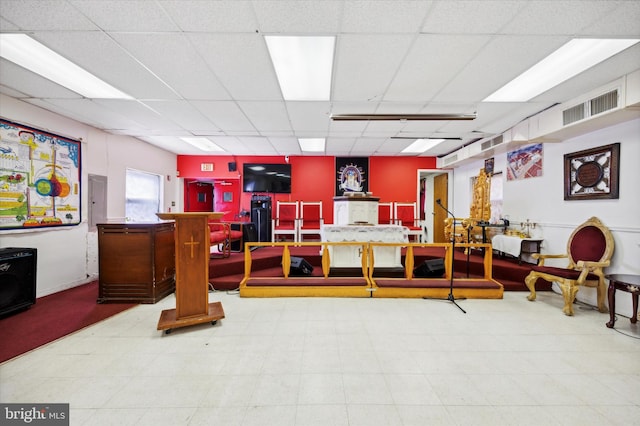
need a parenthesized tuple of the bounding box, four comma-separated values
(1, 0, 639, 157)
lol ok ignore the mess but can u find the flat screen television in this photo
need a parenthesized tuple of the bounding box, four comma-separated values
(243, 163, 291, 193)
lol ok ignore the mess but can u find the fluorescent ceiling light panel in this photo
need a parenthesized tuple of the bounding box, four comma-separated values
(401, 138, 445, 154)
(484, 38, 640, 102)
(180, 137, 225, 152)
(266, 36, 335, 101)
(0, 33, 132, 99)
(298, 138, 325, 152)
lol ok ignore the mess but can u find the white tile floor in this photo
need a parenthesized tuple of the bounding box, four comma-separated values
(1, 291, 639, 426)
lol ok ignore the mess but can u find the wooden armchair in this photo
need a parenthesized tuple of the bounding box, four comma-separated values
(524, 216, 614, 316)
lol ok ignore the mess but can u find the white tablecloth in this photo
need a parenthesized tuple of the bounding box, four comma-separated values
(321, 224, 409, 243)
(492, 235, 539, 257)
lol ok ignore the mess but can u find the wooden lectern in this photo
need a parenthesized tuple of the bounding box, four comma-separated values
(156, 212, 225, 334)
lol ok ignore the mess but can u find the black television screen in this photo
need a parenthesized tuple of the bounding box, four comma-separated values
(243, 163, 291, 193)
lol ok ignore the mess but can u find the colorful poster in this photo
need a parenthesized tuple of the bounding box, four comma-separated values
(506, 143, 543, 181)
(336, 157, 368, 195)
(0, 118, 81, 230)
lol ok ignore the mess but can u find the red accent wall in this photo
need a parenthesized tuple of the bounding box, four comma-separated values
(177, 155, 437, 224)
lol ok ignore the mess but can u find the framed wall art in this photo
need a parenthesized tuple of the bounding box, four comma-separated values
(335, 157, 368, 195)
(0, 118, 82, 230)
(564, 142, 620, 200)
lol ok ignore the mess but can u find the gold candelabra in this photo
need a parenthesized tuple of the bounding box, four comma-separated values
(520, 219, 537, 238)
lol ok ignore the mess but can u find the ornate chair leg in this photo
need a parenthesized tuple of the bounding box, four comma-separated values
(524, 272, 538, 301)
(596, 278, 609, 313)
(560, 282, 579, 316)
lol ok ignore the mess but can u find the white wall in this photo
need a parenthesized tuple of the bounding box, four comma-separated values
(452, 118, 640, 318)
(0, 95, 179, 297)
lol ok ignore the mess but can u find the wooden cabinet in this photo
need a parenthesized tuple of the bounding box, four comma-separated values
(97, 222, 175, 303)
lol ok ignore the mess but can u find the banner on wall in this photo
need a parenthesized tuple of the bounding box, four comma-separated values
(506, 143, 543, 181)
(0, 118, 81, 230)
(335, 157, 368, 195)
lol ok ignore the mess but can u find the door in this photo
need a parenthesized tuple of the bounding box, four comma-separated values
(88, 174, 107, 231)
(185, 180, 214, 212)
(213, 179, 240, 220)
(433, 173, 448, 243)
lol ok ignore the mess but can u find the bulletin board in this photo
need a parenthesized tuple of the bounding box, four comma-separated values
(0, 118, 81, 230)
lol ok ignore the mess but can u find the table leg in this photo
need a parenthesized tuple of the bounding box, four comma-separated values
(632, 293, 638, 324)
(606, 281, 616, 328)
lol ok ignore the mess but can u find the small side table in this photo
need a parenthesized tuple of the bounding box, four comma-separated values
(605, 274, 640, 329)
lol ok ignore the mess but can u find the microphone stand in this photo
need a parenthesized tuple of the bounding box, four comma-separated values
(423, 199, 466, 314)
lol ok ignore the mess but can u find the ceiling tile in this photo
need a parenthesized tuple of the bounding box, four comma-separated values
(70, 0, 179, 31)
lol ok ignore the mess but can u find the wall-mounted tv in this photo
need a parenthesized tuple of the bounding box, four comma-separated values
(243, 163, 292, 193)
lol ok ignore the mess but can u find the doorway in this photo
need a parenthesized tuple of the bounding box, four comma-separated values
(185, 180, 214, 212)
(417, 169, 453, 243)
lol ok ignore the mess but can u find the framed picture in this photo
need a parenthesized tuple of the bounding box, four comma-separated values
(564, 143, 620, 200)
(0, 118, 82, 229)
(484, 157, 494, 174)
(335, 157, 368, 195)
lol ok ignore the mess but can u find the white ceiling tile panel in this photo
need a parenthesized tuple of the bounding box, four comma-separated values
(191, 101, 256, 133)
(238, 136, 278, 154)
(142, 100, 219, 132)
(587, 2, 640, 36)
(92, 99, 182, 131)
(422, 1, 524, 34)
(70, 0, 180, 32)
(351, 137, 386, 153)
(158, 0, 259, 33)
(31, 31, 179, 99)
(341, 1, 431, 33)
(384, 34, 490, 102)
(109, 33, 230, 100)
(286, 102, 332, 133)
(0, 0, 98, 30)
(326, 137, 357, 153)
(0, 17, 19, 30)
(253, 0, 343, 33)
(188, 33, 281, 101)
(501, 0, 619, 35)
(265, 137, 301, 155)
(237, 101, 292, 133)
(209, 136, 250, 153)
(333, 34, 415, 102)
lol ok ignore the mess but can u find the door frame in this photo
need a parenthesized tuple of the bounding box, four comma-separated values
(416, 168, 454, 243)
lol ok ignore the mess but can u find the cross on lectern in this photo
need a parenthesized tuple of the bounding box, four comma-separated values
(184, 235, 199, 258)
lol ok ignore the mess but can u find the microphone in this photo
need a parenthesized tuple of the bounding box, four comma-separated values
(435, 198, 455, 218)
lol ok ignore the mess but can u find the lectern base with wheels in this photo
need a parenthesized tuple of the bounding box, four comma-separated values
(156, 212, 225, 334)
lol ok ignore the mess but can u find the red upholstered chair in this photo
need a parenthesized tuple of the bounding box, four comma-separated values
(298, 201, 324, 242)
(272, 201, 299, 242)
(394, 202, 423, 242)
(524, 217, 614, 316)
(378, 202, 394, 225)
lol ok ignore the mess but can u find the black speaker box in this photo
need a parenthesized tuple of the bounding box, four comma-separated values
(228, 161, 237, 172)
(414, 258, 445, 278)
(0, 247, 37, 317)
(230, 222, 257, 252)
(289, 256, 313, 276)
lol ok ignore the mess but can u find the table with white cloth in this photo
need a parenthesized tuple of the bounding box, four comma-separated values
(321, 224, 409, 268)
(491, 235, 543, 264)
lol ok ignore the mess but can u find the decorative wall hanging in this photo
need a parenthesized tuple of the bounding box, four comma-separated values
(335, 157, 368, 195)
(564, 143, 620, 200)
(506, 143, 543, 181)
(0, 118, 81, 230)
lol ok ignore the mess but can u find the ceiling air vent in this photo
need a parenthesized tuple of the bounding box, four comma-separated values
(443, 154, 458, 166)
(480, 135, 504, 151)
(590, 89, 618, 116)
(563, 103, 585, 125)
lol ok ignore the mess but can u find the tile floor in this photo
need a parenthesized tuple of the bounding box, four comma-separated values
(1, 291, 639, 426)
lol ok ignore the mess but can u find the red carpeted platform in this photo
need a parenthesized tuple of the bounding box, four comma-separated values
(0, 281, 135, 363)
(207, 246, 552, 293)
